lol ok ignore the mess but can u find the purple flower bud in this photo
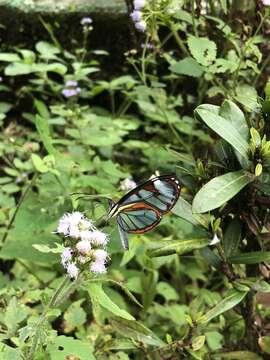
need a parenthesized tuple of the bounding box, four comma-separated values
(62, 88, 78, 98)
(134, 0, 146, 10)
(0, 76, 2, 82)
(81, 17, 93, 25)
(65, 80, 78, 87)
(130, 10, 142, 22)
(141, 43, 154, 50)
(135, 20, 147, 32)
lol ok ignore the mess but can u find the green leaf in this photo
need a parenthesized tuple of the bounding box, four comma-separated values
(31, 154, 49, 173)
(156, 282, 179, 301)
(223, 219, 242, 257)
(192, 335, 205, 351)
(35, 115, 57, 155)
(35, 41, 60, 59)
(212, 351, 262, 360)
(192, 170, 254, 213)
(187, 35, 217, 66)
(47, 335, 95, 360)
(0, 53, 21, 62)
(32, 243, 64, 254)
(34, 98, 50, 119)
(110, 318, 164, 347)
(64, 300, 87, 329)
(147, 238, 209, 257)
(172, 197, 209, 228)
(259, 336, 270, 355)
(219, 100, 249, 140)
(4, 297, 28, 337)
(198, 289, 248, 324)
(195, 105, 250, 160)
(88, 283, 135, 321)
(229, 251, 270, 264)
(5, 62, 34, 76)
(235, 85, 259, 112)
(170, 57, 204, 77)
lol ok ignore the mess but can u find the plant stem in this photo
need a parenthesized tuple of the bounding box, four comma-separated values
(169, 24, 189, 56)
(191, 0, 198, 36)
(1, 173, 38, 247)
(27, 276, 71, 360)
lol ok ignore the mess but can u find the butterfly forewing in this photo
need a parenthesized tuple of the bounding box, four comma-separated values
(120, 175, 180, 214)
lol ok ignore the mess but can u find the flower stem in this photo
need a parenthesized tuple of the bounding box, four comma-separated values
(27, 276, 71, 360)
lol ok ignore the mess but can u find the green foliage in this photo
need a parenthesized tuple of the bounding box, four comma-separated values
(0, 0, 270, 358)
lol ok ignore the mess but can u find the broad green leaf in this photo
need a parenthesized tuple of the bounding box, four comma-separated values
(35, 41, 60, 58)
(212, 351, 262, 360)
(5, 62, 34, 76)
(198, 289, 248, 324)
(170, 57, 204, 77)
(88, 283, 135, 321)
(34, 99, 50, 119)
(0, 53, 21, 62)
(223, 219, 242, 257)
(229, 251, 270, 264)
(4, 297, 28, 337)
(0, 344, 22, 360)
(147, 238, 209, 257)
(172, 197, 209, 228)
(156, 282, 179, 301)
(205, 331, 223, 351)
(235, 278, 270, 293)
(219, 100, 249, 140)
(235, 85, 259, 112)
(0, 192, 59, 263)
(47, 335, 95, 360)
(64, 300, 87, 329)
(32, 243, 64, 254)
(259, 336, 270, 355)
(110, 318, 164, 347)
(35, 115, 57, 155)
(195, 105, 250, 160)
(188, 35, 217, 66)
(192, 170, 254, 213)
(31, 154, 49, 173)
(200, 247, 221, 268)
(192, 335, 205, 351)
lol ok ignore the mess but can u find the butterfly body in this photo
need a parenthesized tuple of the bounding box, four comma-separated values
(108, 175, 181, 249)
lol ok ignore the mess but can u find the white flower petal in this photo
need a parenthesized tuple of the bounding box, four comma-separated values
(76, 240, 91, 255)
(209, 234, 221, 246)
(90, 260, 107, 274)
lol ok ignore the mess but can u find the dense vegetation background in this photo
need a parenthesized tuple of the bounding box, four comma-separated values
(1, 0, 270, 358)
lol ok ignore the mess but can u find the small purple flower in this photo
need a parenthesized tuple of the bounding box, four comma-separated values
(81, 17, 93, 25)
(0, 76, 2, 82)
(76, 239, 91, 255)
(141, 43, 154, 50)
(65, 80, 78, 87)
(130, 10, 142, 22)
(61, 247, 73, 268)
(135, 20, 147, 32)
(62, 88, 78, 98)
(134, 0, 146, 10)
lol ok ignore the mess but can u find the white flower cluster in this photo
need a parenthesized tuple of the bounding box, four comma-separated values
(120, 178, 137, 191)
(57, 212, 109, 279)
(262, 0, 270, 5)
(130, 0, 147, 32)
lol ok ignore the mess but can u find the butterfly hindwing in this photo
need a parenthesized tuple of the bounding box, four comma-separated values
(117, 202, 162, 234)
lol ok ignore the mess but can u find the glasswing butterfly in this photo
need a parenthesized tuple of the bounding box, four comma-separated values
(107, 175, 181, 250)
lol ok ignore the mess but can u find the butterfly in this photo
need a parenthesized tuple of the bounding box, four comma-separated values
(108, 175, 181, 250)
